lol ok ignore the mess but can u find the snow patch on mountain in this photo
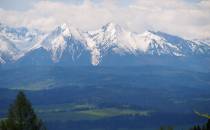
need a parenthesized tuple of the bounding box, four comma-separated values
(0, 56, 5, 64)
(0, 23, 43, 61)
(0, 22, 210, 65)
(32, 23, 87, 63)
(0, 35, 20, 60)
(85, 23, 185, 59)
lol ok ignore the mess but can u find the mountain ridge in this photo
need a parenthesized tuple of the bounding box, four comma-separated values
(0, 22, 210, 66)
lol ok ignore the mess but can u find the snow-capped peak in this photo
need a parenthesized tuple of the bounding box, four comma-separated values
(60, 23, 68, 29)
(33, 23, 86, 62)
(0, 56, 5, 64)
(102, 22, 123, 33)
(0, 23, 43, 62)
(56, 23, 82, 37)
(0, 22, 210, 65)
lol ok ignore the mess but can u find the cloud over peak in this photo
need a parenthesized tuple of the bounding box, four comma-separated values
(0, 0, 209, 39)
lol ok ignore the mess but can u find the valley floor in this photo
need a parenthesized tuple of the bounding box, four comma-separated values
(0, 66, 210, 130)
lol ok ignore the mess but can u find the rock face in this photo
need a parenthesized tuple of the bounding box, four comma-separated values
(0, 22, 210, 68)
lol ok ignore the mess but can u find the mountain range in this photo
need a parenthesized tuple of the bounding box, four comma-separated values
(0, 22, 210, 69)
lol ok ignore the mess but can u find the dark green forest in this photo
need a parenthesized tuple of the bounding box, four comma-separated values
(0, 91, 210, 130)
(190, 119, 210, 130)
(0, 91, 46, 130)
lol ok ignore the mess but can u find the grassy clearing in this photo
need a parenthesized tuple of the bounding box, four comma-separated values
(78, 108, 150, 118)
(194, 110, 210, 119)
(35, 103, 151, 121)
(10, 79, 55, 91)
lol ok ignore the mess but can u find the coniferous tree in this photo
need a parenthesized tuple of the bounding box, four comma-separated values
(190, 119, 210, 130)
(159, 126, 173, 130)
(197, 125, 201, 130)
(168, 126, 173, 130)
(202, 124, 207, 130)
(207, 119, 210, 130)
(0, 91, 46, 130)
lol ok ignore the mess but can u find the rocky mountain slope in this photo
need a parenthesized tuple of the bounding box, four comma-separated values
(0, 22, 209, 66)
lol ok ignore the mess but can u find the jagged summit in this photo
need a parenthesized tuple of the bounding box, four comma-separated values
(101, 22, 123, 33)
(0, 22, 210, 66)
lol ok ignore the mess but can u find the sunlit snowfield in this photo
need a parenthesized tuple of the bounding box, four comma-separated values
(0, 0, 210, 130)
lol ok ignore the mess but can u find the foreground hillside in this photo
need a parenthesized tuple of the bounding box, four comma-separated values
(0, 66, 210, 130)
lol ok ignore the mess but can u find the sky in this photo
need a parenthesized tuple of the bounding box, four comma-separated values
(0, 0, 209, 39)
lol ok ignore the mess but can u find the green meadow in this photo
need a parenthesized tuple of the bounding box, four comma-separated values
(35, 103, 151, 121)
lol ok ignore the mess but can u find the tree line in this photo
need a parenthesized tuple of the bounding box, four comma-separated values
(0, 91, 46, 130)
(0, 91, 209, 130)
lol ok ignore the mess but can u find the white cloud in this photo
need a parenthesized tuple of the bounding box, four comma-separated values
(0, 0, 209, 39)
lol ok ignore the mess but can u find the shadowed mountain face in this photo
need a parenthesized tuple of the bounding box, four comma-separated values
(0, 22, 210, 71)
(0, 23, 209, 130)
